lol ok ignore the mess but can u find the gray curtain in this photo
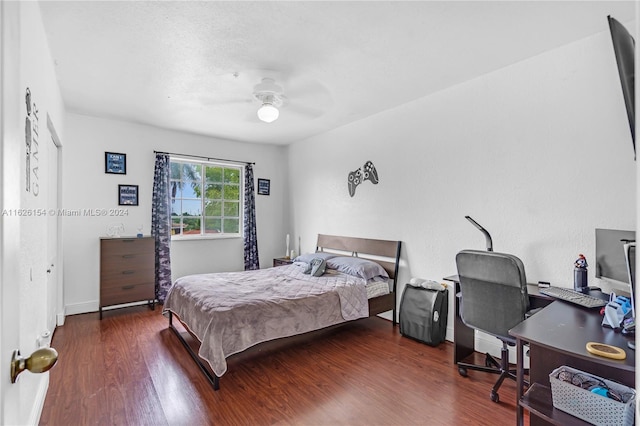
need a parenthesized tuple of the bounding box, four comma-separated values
(244, 164, 260, 270)
(152, 153, 172, 302)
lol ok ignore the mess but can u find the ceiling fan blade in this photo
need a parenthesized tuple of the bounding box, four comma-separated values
(285, 103, 325, 119)
(285, 79, 333, 109)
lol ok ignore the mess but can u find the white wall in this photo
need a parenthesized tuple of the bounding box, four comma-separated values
(62, 114, 289, 315)
(288, 27, 636, 349)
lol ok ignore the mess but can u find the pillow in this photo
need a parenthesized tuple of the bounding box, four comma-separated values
(326, 256, 389, 281)
(293, 252, 337, 264)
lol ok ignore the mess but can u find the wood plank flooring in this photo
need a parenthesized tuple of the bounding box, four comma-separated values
(40, 306, 527, 425)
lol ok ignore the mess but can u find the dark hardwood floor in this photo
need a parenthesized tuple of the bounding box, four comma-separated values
(40, 306, 527, 425)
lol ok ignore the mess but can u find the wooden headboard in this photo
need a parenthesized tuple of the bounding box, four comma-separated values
(315, 234, 402, 280)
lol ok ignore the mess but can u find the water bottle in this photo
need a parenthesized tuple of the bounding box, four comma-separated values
(574, 254, 588, 293)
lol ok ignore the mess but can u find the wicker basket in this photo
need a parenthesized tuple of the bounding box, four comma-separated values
(549, 366, 635, 426)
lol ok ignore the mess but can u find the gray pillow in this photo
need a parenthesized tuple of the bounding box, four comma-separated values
(326, 256, 389, 281)
(301, 257, 328, 276)
(293, 252, 337, 263)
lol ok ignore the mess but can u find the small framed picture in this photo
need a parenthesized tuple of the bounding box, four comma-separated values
(105, 152, 126, 174)
(118, 184, 139, 206)
(257, 178, 270, 196)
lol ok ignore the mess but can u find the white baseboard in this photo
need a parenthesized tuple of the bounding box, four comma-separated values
(29, 374, 49, 426)
(65, 299, 155, 317)
(64, 300, 98, 316)
(56, 310, 65, 326)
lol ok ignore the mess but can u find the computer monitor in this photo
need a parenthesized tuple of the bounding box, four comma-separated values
(624, 242, 635, 318)
(595, 228, 636, 284)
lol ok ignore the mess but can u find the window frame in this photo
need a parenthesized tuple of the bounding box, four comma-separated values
(169, 156, 244, 240)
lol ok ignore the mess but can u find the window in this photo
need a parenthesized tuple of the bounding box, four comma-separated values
(170, 158, 243, 238)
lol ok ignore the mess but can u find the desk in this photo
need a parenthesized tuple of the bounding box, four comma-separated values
(443, 275, 553, 366)
(510, 301, 635, 425)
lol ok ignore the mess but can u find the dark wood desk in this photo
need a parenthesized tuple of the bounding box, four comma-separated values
(443, 275, 553, 366)
(510, 301, 635, 425)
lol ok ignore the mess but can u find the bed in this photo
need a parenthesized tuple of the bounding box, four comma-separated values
(163, 234, 402, 390)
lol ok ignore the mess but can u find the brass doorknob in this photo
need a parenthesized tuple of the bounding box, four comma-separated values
(10, 347, 58, 383)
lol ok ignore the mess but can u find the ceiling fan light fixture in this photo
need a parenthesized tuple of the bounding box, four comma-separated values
(257, 103, 279, 123)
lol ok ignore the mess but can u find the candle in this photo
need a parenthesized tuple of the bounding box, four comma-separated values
(286, 234, 290, 258)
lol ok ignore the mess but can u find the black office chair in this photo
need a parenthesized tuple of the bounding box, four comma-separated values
(455, 249, 531, 403)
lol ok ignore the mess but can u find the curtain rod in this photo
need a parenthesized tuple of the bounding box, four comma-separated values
(154, 150, 255, 165)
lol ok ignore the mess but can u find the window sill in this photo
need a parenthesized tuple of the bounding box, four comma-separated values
(171, 234, 241, 241)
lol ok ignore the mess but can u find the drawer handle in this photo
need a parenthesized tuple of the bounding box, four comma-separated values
(122, 239, 135, 243)
(122, 285, 135, 290)
(122, 254, 135, 259)
(122, 270, 135, 275)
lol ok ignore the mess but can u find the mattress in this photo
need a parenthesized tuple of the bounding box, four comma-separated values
(163, 264, 370, 377)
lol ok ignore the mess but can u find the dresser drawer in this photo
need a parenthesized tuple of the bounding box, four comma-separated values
(101, 251, 155, 274)
(100, 237, 154, 257)
(100, 266, 154, 288)
(101, 282, 154, 307)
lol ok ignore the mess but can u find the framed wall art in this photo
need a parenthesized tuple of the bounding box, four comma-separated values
(257, 178, 270, 196)
(118, 184, 139, 206)
(105, 152, 126, 174)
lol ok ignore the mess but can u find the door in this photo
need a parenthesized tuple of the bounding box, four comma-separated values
(46, 119, 61, 331)
(1, 1, 25, 424)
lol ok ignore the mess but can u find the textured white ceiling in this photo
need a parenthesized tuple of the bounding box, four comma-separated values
(38, 1, 636, 145)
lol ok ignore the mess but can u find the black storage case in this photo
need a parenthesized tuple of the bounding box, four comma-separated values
(399, 283, 448, 346)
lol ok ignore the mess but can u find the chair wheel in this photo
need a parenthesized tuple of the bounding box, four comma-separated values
(458, 367, 468, 377)
(490, 391, 499, 403)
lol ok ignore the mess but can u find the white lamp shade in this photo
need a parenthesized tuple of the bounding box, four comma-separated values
(257, 103, 279, 123)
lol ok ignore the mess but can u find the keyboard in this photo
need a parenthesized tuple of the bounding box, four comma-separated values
(539, 286, 608, 309)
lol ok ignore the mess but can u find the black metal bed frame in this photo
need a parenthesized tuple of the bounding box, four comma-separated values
(168, 311, 220, 390)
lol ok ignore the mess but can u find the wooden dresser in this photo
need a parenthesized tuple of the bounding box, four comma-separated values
(100, 237, 155, 319)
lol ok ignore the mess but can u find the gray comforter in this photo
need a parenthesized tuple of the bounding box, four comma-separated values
(163, 264, 369, 377)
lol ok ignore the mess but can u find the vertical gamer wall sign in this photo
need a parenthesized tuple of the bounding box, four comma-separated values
(25, 88, 40, 196)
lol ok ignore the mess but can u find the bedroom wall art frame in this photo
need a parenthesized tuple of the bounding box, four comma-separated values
(105, 152, 127, 174)
(257, 178, 270, 196)
(118, 184, 139, 206)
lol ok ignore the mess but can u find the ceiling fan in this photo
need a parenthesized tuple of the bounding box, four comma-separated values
(187, 71, 332, 122)
(252, 78, 286, 123)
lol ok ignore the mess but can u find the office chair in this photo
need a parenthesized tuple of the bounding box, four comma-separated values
(455, 249, 531, 403)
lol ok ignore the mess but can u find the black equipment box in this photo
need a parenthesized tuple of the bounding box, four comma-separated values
(399, 283, 448, 347)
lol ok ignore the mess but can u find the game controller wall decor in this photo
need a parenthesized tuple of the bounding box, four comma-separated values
(347, 160, 378, 197)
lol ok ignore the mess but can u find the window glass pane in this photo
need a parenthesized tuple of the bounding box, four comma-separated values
(182, 182, 202, 199)
(171, 217, 182, 235)
(170, 162, 181, 179)
(224, 184, 240, 201)
(181, 199, 202, 216)
(170, 181, 182, 198)
(206, 166, 223, 183)
(204, 218, 222, 234)
(182, 217, 201, 235)
(224, 168, 240, 184)
(182, 163, 201, 183)
(204, 200, 222, 216)
(205, 183, 223, 200)
(171, 199, 181, 216)
(223, 201, 239, 217)
(223, 218, 240, 234)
